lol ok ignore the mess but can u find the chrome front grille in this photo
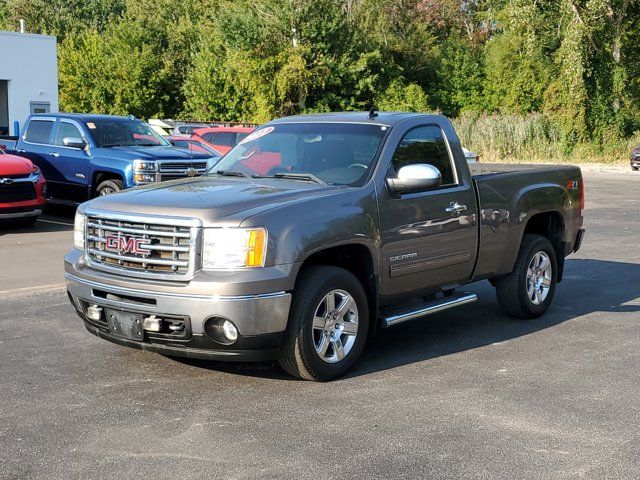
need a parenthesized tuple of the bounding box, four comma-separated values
(85, 214, 199, 280)
(158, 160, 208, 181)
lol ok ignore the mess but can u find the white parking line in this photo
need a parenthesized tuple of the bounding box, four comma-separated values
(0, 283, 66, 298)
(38, 219, 73, 226)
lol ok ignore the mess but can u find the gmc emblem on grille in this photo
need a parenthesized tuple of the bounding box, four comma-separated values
(105, 234, 151, 254)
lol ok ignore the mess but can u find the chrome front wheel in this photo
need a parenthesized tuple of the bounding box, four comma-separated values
(312, 289, 359, 363)
(278, 266, 369, 381)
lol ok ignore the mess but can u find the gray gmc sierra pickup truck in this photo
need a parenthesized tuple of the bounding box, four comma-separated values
(65, 112, 585, 381)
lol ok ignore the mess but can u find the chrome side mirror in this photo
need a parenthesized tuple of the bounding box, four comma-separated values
(63, 137, 86, 149)
(386, 164, 442, 194)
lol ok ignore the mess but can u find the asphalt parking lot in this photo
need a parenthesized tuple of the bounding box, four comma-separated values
(1, 172, 639, 479)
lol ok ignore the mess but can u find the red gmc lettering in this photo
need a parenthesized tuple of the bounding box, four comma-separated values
(105, 234, 151, 254)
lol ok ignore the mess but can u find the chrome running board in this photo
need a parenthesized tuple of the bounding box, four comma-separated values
(382, 292, 478, 328)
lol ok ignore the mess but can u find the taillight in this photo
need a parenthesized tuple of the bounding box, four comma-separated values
(566, 179, 585, 211)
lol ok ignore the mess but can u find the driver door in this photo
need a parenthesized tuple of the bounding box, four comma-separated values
(378, 124, 478, 298)
(48, 120, 90, 201)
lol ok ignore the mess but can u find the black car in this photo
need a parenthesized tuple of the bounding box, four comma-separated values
(631, 145, 640, 171)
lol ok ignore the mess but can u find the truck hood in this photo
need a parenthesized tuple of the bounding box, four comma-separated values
(94, 145, 213, 161)
(81, 176, 339, 225)
(0, 153, 34, 176)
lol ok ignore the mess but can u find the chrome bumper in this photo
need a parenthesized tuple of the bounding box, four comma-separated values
(65, 273, 291, 337)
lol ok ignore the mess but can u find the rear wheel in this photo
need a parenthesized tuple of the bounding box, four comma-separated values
(494, 234, 557, 319)
(278, 266, 369, 381)
(95, 179, 124, 197)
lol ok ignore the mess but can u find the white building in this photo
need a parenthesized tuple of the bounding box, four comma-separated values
(0, 30, 58, 135)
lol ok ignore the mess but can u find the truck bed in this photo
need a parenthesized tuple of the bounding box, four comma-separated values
(469, 162, 583, 282)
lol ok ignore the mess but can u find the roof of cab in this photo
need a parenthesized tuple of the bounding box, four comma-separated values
(269, 111, 443, 127)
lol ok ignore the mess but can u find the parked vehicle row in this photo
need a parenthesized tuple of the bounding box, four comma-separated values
(0, 114, 219, 204)
(65, 111, 585, 381)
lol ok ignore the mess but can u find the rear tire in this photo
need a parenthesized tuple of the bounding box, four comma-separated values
(278, 266, 369, 381)
(95, 179, 124, 197)
(495, 234, 557, 319)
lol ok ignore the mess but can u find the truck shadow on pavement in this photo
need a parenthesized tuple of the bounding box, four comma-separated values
(170, 257, 640, 381)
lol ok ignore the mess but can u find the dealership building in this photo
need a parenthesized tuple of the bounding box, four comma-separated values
(0, 30, 58, 135)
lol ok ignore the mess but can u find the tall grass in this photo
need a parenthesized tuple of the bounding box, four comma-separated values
(453, 113, 639, 164)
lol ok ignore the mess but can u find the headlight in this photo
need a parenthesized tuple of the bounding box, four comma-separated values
(74, 212, 85, 250)
(31, 164, 41, 180)
(202, 228, 267, 269)
(132, 159, 157, 171)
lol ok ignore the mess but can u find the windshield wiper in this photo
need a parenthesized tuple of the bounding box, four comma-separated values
(216, 169, 250, 178)
(271, 172, 326, 185)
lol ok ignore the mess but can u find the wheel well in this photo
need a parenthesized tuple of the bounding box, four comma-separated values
(523, 211, 566, 282)
(299, 244, 378, 333)
(92, 172, 123, 196)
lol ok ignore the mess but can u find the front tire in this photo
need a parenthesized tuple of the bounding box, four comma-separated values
(278, 266, 369, 381)
(495, 234, 557, 319)
(95, 179, 124, 197)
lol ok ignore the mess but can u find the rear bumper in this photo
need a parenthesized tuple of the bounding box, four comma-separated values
(573, 228, 585, 253)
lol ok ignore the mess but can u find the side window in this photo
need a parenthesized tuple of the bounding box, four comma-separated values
(55, 122, 83, 146)
(202, 132, 216, 142)
(213, 132, 235, 147)
(391, 125, 457, 187)
(24, 120, 54, 144)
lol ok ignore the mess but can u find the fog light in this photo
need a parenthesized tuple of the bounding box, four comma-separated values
(86, 304, 102, 321)
(143, 315, 161, 332)
(222, 320, 238, 342)
(134, 173, 156, 183)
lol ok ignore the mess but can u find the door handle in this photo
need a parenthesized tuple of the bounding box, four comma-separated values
(445, 202, 468, 214)
(17, 149, 26, 153)
(49, 152, 60, 157)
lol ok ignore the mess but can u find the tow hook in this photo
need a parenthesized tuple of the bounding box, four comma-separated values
(168, 321, 185, 332)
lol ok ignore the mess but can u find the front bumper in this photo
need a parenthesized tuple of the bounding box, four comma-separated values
(0, 207, 42, 219)
(65, 252, 293, 362)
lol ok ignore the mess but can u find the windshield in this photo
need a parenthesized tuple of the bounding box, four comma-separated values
(86, 119, 171, 148)
(211, 123, 388, 186)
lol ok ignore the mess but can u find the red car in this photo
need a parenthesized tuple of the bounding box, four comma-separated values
(0, 151, 47, 226)
(192, 126, 254, 155)
(167, 136, 222, 157)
